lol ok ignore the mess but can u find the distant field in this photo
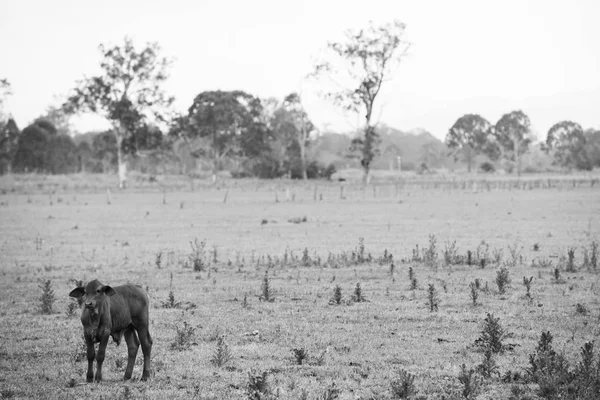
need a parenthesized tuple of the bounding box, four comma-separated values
(0, 174, 599, 399)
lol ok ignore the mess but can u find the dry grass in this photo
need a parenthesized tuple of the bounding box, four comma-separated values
(0, 174, 599, 399)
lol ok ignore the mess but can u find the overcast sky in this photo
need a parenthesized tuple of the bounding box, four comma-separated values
(1, 0, 599, 141)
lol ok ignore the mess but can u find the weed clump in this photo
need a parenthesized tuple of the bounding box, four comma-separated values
(458, 364, 480, 399)
(427, 284, 439, 312)
(423, 234, 438, 268)
(39, 280, 55, 314)
(329, 285, 343, 305)
(469, 282, 479, 306)
(476, 313, 510, 353)
(495, 267, 511, 294)
(171, 320, 196, 351)
(351, 283, 366, 302)
(291, 348, 309, 365)
(162, 291, 181, 309)
(246, 370, 270, 400)
(260, 271, 275, 302)
(523, 276, 533, 300)
(390, 369, 417, 399)
(210, 335, 232, 367)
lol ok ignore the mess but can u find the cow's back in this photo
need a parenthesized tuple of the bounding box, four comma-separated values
(110, 285, 149, 331)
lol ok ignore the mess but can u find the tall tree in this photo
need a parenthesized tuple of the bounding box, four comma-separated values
(311, 20, 411, 184)
(12, 119, 56, 173)
(545, 121, 591, 171)
(0, 79, 11, 119)
(281, 93, 316, 180)
(64, 37, 173, 188)
(493, 110, 533, 176)
(177, 90, 269, 182)
(39, 103, 73, 136)
(445, 114, 493, 172)
(0, 118, 20, 174)
(585, 128, 600, 168)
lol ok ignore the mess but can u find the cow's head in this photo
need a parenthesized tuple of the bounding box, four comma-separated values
(69, 280, 116, 311)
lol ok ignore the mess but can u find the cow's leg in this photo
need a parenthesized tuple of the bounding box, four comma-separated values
(94, 333, 110, 382)
(85, 336, 95, 383)
(123, 327, 140, 380)
(137, 325, 153, 381)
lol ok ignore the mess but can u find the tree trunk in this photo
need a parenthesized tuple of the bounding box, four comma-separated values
(514, 137, 521, 177)
(299, 134, 307, 180)
(116, 133, 127, 189)
(466, 146, 473, 173)
(362, 166, 371, 185)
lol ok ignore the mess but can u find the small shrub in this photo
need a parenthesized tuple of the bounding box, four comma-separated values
(466, 250, 473, 266)
(575, 303, 589, 316)
(443, 240, 459, 266)
(591, 241, 598, 269)
(458, 364, 479, 399)
(210, 335, 232, 367)
(329, 285, 343, 305)
(495, 267, 511, 294)
(171, 320, 196, 351)
(39, 280, 55, 314)
(162, 291, 181, 309)
(155, 251, 163, 269)
(507, 242, 523, 267)
(469, 282, 479, 306)
(427, 284, 439, 312)
(260, 271, 275, 302)
(351, 283, 366, 302)
(246, 370, 270, 400)
(477, 349, 499, 379)
(291, 348, 309, 365)
(523, 276, 533, 299)
(423, 235, 438, 268)
(566, 248, 576, 272)
(477, 313, 510, 353)
(411, 245, 422, 262)
(189, 238, 207, 272)
(492, 248, 504, 265)
(408, 266, 414, 281)
(65, 298, 79, 318)
(553, 267, 561, 282)
(390, 369, 417, 399)
(317, 383, 341, 400)
(533, 243, 540, 252)
(475, 241, 490, 265)
(410, 277, 418, 291)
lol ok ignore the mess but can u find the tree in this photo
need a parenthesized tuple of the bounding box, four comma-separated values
(0, 118, 19, 174)
(445, 114, 493, 172)
(0, 79, 11, 119)
(493, 110, 533, 176)
(12, 119, 55, 172)
(45, 135, 79, 174)
(92, 131, 118, 173)
(281, 93, 316, 180)
(178, 90, 270, 182)
(585, 128, 600, 168)
(311, 20, 411, 184)
(545, 121, 591, 171)
(39, 103, 73, 136)
(420, 140, 443, 170)
(64, 37, 173, 188)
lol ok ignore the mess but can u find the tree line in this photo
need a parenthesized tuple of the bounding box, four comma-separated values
(445, 112, 600, 176)
(1, 22, 599, 185)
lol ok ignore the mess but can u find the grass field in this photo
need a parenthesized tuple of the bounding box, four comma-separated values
(1, 174, 600, 399)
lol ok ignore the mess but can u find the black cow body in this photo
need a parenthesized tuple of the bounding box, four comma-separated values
(69, 280, 152, 382)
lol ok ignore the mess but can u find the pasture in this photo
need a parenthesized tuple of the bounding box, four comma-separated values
(1, 174, 599, 399)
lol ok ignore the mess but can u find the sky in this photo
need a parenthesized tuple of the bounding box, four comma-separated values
(1, 0, 599, 141)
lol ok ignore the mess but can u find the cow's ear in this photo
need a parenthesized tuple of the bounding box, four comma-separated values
(103, 286, 116, 296)
(69, 287, 85, 298)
